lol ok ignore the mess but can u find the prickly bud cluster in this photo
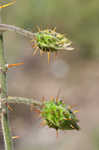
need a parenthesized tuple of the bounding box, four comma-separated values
(32, 28, 74, 63)
(35, 29, 74, 52)
(41, 99, 80, 131)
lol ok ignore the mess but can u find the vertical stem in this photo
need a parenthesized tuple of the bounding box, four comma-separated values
(0, 9, 13, 150)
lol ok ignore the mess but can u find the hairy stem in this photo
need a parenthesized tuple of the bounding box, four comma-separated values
(6, 96, 42, 107)
(0, 11, 13, 150)
(0, 24, 35, 39)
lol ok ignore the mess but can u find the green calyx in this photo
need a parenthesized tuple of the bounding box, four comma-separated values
(35, 29, 74, 52)
(41, 99, 80, 131)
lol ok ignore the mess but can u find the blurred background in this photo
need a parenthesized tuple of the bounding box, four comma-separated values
(0, 0, 99, 150)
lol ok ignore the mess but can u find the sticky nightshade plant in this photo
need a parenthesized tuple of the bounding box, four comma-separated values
(0, 1, 80, 150)
(32, 28, 74, 63)
(40, 98, 80, 134)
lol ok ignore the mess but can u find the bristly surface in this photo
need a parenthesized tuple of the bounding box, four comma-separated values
(32, 28, 74, 63)
(41, 98, 80, 131)
(36, 29, 74, 52)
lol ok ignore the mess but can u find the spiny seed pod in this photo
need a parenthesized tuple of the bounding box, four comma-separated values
(32, 28, 74, 63)
(40, 98, 80, 133)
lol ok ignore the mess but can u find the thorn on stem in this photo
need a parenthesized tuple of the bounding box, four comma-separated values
(7, 62, 24, 69)
(12, 136, 20, 139)
(6, 103, 14, 111)
(31, 106, 41, 114)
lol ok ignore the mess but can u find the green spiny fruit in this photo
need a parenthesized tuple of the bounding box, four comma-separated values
(32, 28, 74, 63)
(41, 99, 80, 131)
(36, 29, 74, 52)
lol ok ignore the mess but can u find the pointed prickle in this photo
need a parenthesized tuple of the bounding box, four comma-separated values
(56, 130, 59, 138)
(12, 136, 20, 139)
(47, 52, 51, 64)
(0, 0, 16, 8)
(53, 27, 56, 32)
(40, 50, 44, 56)
(33, 47, 39, 56)
(6, 62, 24, 69)
(36, 26, 41, 32)
(73, 110, 79, 113)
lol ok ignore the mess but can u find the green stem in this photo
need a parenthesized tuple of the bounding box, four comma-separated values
(0, 24, 35, 39)
(0, 10, 13, 150)
(6, 96, 42, 107)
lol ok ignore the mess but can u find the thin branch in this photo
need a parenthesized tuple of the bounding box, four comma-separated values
(6, 96, 42, 107)
(0, 24, 36, 39)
